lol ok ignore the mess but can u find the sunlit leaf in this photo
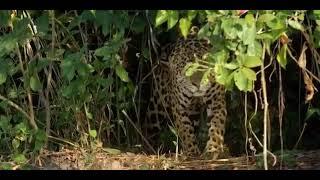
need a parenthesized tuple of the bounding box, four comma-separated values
(155, 10, 168, 27)
(185, 62, 200, 77)
(115, 65, 129, 82)
(288, 19, 304, 31)
(89, 129, 97, 138)
(243, 56, 262, 68)
(0, 70, 7, 85)
(241, 67, 257, 81)
(187, 10, 197, 20)
(179, 18, 191, 38)
(258, 14, 276, 23)
(167, 11, 179, 29)
(234, 70, 248, 91)
(277, 44, 288, 69)
(13, 154, 27, 164)
(200, 70, 211, 88)
(224, 62, 238, 70)
(30, 75, 42, 92)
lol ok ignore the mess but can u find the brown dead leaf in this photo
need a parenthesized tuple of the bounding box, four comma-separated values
(304, 73, 315, 103)
(298, 42, 308, 69)
(280, 33, 291, 45)
(298, 42, 315, 103)
(111, 161, 122, 170)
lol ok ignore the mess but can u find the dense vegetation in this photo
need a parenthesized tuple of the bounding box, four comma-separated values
(1, 10, 320, 169)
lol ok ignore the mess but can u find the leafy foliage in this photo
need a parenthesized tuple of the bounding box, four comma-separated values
(0, 10, 320, 168)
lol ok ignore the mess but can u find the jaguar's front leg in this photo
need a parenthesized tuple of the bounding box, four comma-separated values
(204, 84, 227, 159)
(172, 92, 200, 156)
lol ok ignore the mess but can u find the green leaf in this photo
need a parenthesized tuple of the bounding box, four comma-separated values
(0, 18, 33, 57)
(95, 10, 113, 36)
(115, 65, 129, 82)
(234, 70, 248, 91)
(258, 14, 276, 23)
(61, 80, 84, 98)
(224, 71, 235, 90)
(305, 108, 320, 121)
(155, 10, 168, 27)
(8, 89, 18, 99)
(89, 129, 97, 138)
(94, 46, 113, 59)
(35, 12, 49, 36)
(12, 139, 20, 149)
(34, 130, 47, 152)
(256, 32, 274, 40)
(211, 49, 229, 64)
(0, 115, 11, 132)
(243, 56, 262, 68)
(0, 10, 10, 28)
(12, 18, 33, 44)
(215, 64, 231, 85)
(185, 63, 200, 77)
(288, 19, 304, 31)
(266, 18, 286, 30)
(77, 63, 91, 77)
(200, 70, 211, 88)
(314, 26, 320, 48)
(277, 44, 287, 69)
(257, 29, 286, 43)
(168, 125, 177, 136)
(221, 19, 238, 39)
(80, 10, 96, 22)
(14, 122, 28, 135)
(94, 38, 124, 60)
(247, 41, 263, 57)
(241, 67, 257, 81)
(313, 10, 320, 20)
(62, 84, 74, 98)
(242, 21, 256, 45)
(131, 16, 146, 33)
(225, 40, 238, 51)
(198, 23, 211, 38)
(172, 141, 178, 146)
(30, 75, 42, 92)
(0, 70, 7, 85)
(224, 62, 238, 70)
(61, 53, 81, 81)
(97, 77, 113, 88)
(247, 79, 254, 92)
(112, 11, 129, 30)
(86, 111, 93, 120)
(187, 10, 197, 20)
(245, 14, 255, 27)
(103, 148, 121, 155)
(13, 154, 27, 164)
(179, 18, 191, 38)
(167, 11, 179, 29)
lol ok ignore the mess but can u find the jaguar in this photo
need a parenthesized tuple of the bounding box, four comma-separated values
(145, 30, 227, 159)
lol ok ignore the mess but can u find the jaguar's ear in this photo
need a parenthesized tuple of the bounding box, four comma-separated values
(190, 26, 199, 36)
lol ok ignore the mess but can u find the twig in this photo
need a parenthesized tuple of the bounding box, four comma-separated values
(287, 47, 320, 84)
(44, 10, 55, 146)
(244, 93, 249, 166)
(48, 135, 78, 147)
(261, 42, 269, 170)
(16, 44, 38, 131)
(293, 122, 308, 149)
(248, 91, 277, 167)
(0, 94, 32, 121)
(122, 110, 157, 154)
(278, 63, 285, 169)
